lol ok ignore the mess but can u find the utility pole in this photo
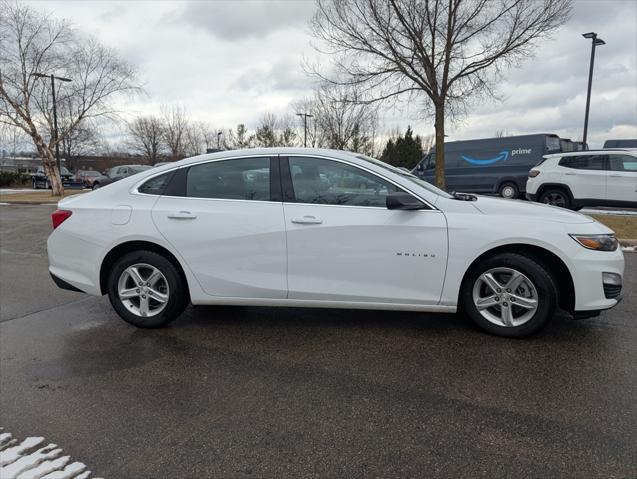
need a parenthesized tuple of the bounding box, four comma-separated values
(581, 32, 605, 148)
(217, 131, 222, 150)
(296, 112, 313, 148)
(31, 73, 72, 175)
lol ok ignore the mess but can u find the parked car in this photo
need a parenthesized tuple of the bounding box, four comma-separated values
(93, 164, 152, 189)
(603, 139, 637, 148)
(47, 148, 624, 338)
(526, 149, 637, 209)
(32, 166, 73, 189)
(74, 170, 108, 188)
(412, 133, 563, 199)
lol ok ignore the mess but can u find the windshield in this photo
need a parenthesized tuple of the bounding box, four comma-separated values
(355, 154, 453, 199)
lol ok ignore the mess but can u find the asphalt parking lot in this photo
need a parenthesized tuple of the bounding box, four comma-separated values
(1, 204, 635, 478)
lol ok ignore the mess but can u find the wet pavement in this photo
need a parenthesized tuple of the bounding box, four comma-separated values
(1, 204, 636, 478)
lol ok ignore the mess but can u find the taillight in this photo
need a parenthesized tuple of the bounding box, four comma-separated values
(528, 170, 540, 178)
(51, 209, 72, 229)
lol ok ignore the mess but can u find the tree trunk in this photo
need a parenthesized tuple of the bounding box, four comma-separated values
(434, 102, 446, 190)
(34, 136, 64, 196)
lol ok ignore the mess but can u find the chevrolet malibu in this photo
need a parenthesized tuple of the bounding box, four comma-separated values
(47, 148, 625, 338)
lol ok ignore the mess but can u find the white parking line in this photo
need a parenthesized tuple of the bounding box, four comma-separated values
(0, 430, 102, 479)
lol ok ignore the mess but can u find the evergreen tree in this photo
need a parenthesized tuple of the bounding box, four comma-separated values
(380, 126, 423, 169)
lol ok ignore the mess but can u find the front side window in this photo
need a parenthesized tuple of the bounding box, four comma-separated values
(288, 157, 400, 207)
(559, 155, 606, 170)
(609, 154, 637, 172)
(186, 157, 270, 201)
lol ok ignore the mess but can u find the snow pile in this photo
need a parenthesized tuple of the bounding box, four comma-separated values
(622, 245, 636, 253)
(0, 429, 102, 479)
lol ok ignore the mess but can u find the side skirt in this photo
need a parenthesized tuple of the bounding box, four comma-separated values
(191, 296, 457, 313)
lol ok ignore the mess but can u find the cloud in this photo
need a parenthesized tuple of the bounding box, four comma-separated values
(231, 58, 313, 93)
(178, 0, 315, 41)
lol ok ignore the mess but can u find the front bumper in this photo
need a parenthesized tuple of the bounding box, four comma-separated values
(569, 246, 625, 312)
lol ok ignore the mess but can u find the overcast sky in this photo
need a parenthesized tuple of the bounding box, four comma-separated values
(26, 0, 637, 149)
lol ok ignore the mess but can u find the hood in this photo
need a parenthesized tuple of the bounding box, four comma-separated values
(471, 196, 594, 224)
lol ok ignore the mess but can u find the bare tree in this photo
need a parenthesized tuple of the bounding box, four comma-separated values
(311, 83, 379, 155)
(161, 104, 190, 159)
(254, 112, 298, 147)
(0, 1, 140, 195)
(127, 115, 165, 162)
(0, 123, 30, 157)
(311, 0, 571, 188)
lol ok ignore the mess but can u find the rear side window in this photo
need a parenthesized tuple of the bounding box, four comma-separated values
(186, 157, 270, 201)
(559, 155, 607, 170)
(609, 154, 637, 172)
(138, 171, 175, 195)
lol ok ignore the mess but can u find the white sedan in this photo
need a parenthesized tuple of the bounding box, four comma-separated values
(47, 148, 625, 337)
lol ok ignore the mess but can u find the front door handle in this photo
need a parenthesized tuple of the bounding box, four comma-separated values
(608, 174, 622, 177)
(564, 172, 577, 176)
(167, 211, 197, 220)
(291, 216, 323, 225)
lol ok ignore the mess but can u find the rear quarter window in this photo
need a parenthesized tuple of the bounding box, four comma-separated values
(138, 171, 175, 195)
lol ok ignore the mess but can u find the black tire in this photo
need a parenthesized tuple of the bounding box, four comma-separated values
(107, 250, 188, 328)
(460, 253, 557, 338)
(539, 188, 571, 209)
(92, 182, 100, 190)
(32, 179, 38, 189)
(498, 182, 519, 199)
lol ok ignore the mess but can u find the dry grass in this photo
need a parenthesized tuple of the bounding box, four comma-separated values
(0, 189, 88, 204)
(590, 215, 637, 240)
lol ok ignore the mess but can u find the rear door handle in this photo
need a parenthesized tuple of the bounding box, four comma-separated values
(564, 172, 577, 175)
(608, 174, 622, 177)
(291, 216, 323, 225)
(167, 211, 197, 220)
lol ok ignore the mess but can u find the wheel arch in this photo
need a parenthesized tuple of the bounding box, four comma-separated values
(459, 243, 575, 313)
(99, 240, 190, 300)
(536, 183, 576, 203)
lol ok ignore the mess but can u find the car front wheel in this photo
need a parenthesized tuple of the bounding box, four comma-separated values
(107, 250, 188, 328)
(460, 253, 557, 338)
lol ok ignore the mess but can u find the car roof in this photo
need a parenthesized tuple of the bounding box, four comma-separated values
(169, 148, 363, 167)
(544, 148, 637, 158)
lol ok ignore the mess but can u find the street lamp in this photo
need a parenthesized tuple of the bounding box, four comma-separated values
(581, 32, 605, 147)
(31, 73, 72, 176)
(296, 112, 313, 148)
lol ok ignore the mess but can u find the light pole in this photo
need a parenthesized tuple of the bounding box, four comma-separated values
(31, 73, 72, 176)
(581, 32, 605, 147)
(217, 131, 223, 150)
(296, 112, 313, 148)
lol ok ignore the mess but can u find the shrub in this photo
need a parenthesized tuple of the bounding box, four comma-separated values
(0, 171, 31, 187)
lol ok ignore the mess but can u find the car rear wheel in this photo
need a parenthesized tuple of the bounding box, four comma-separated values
(539, 188, 571, 209)
(498, 182, 519, 199)
(92, 182, 100, 189)
(107, 251, 188, 328)
(460, 253, 557, 338)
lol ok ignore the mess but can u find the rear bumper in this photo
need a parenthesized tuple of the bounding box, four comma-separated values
(50, 272, 85, 293)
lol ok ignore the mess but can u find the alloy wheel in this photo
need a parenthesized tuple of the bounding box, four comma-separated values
(472, 267, 539, 327)
(542, 192, 566, 207)
(117, 263, 170, 317)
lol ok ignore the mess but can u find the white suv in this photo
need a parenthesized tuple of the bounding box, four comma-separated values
(526, 149, 637, 209)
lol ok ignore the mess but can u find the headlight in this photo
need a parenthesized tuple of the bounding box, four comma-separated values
(570, 234, 618, 251)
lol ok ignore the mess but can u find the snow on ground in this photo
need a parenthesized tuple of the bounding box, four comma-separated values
(581, 208, 637, 216)
(0, 429, 102, 479)
(622, 245, 636, 253)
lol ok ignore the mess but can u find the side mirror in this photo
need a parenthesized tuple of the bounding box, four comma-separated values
(386, 191, 427, 210)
